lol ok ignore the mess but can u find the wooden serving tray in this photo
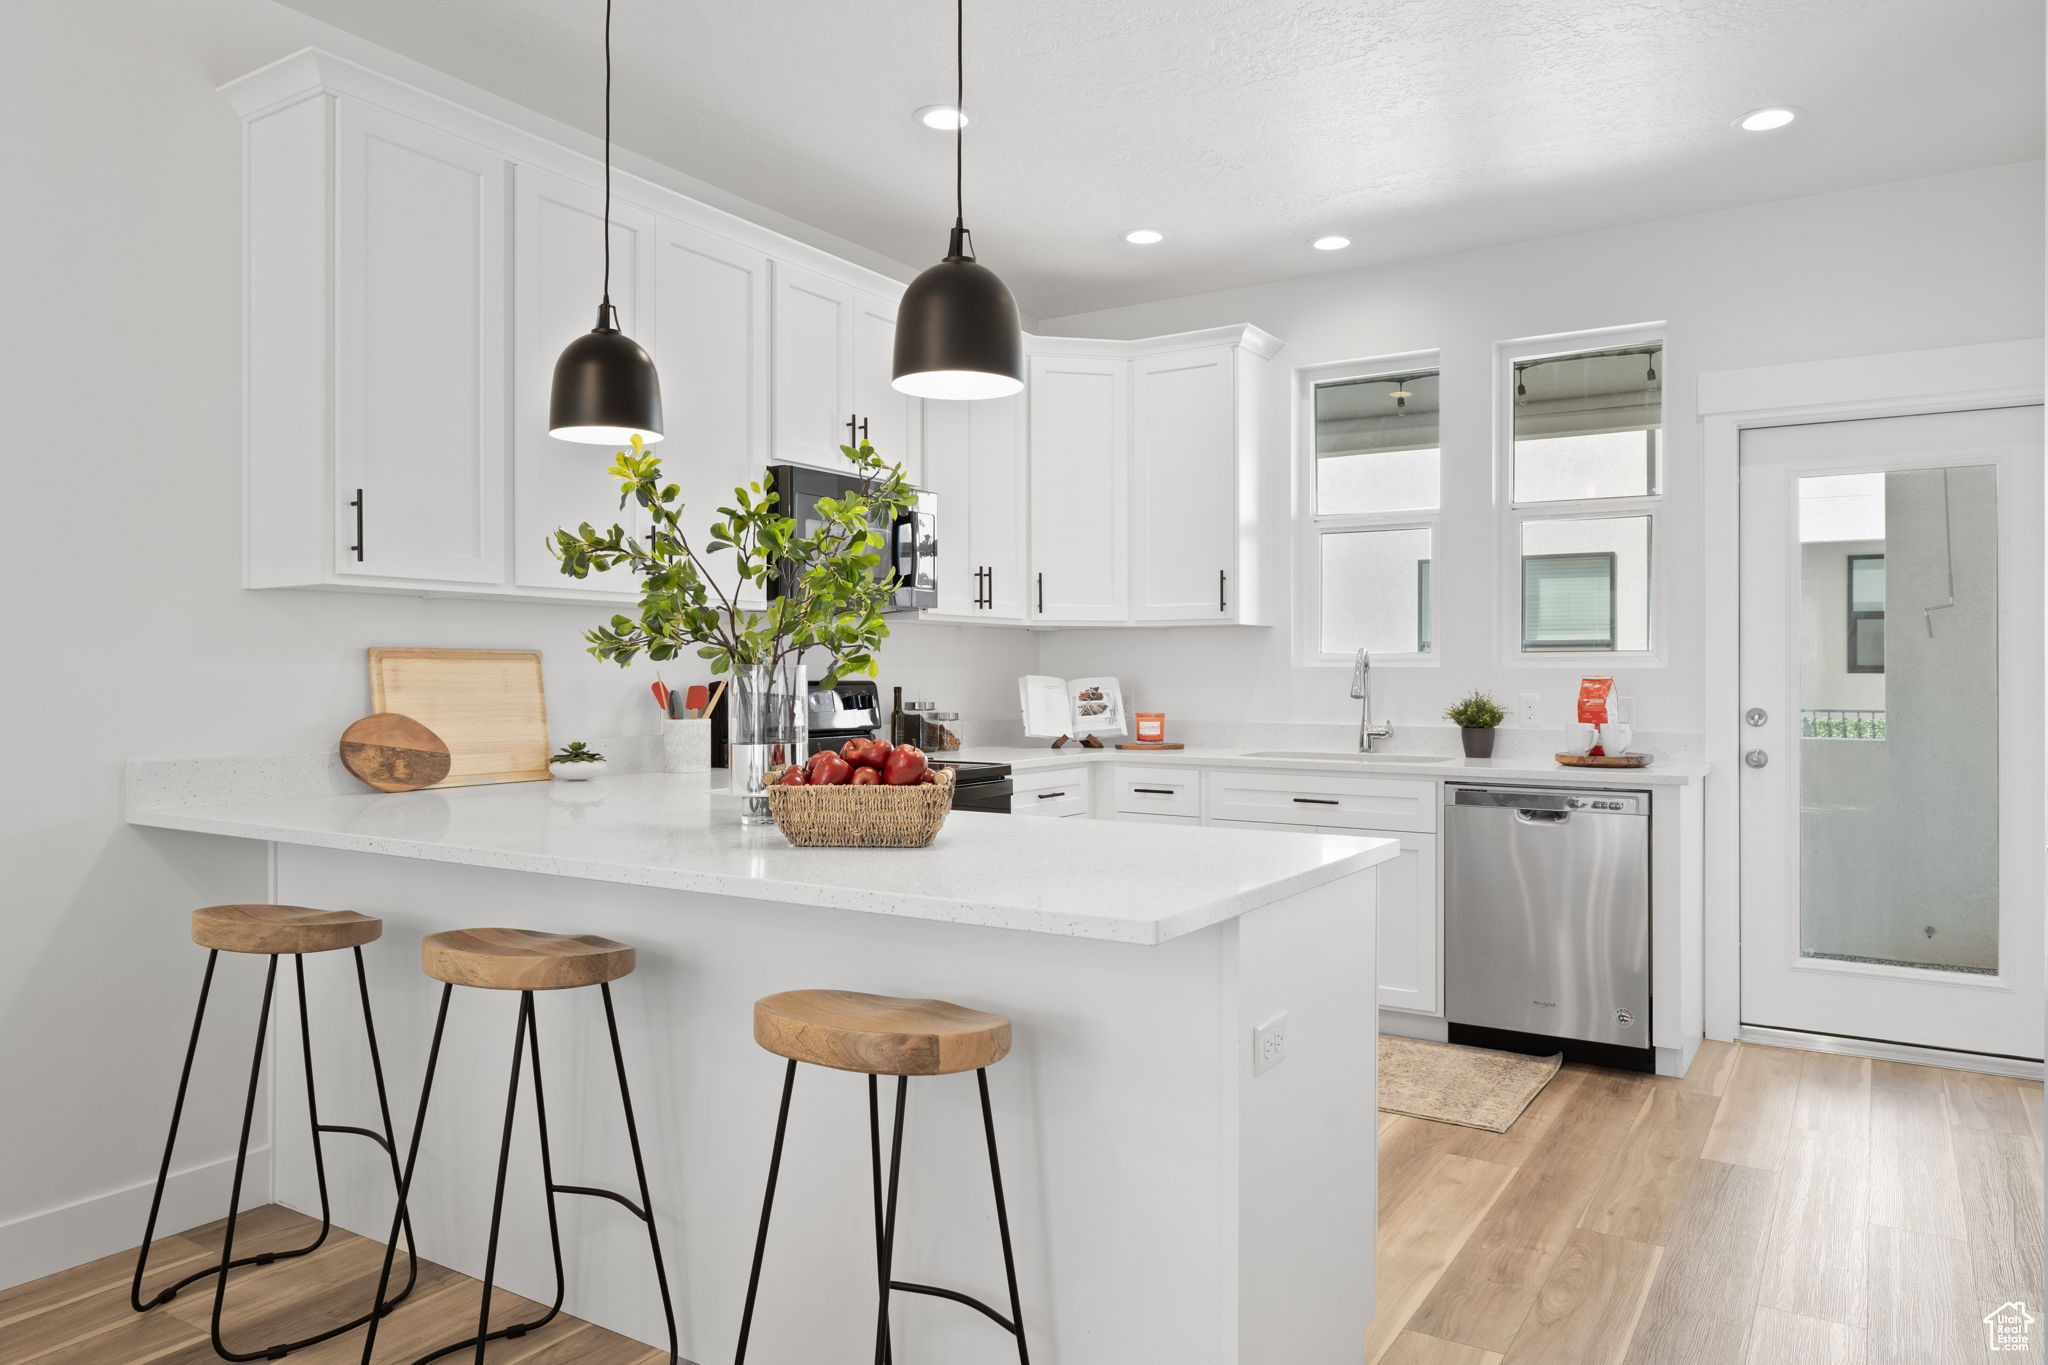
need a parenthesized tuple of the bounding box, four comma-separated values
(1554, 753, 1652, 769)
(368, 647, 550, 788)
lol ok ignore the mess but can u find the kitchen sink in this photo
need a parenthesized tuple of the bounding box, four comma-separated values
(1241, 750, 1456, 764)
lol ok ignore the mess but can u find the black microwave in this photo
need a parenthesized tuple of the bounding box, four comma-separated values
(765, 463, 937, 613)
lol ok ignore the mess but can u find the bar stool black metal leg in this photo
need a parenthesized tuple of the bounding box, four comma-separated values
(469, 991, 533, 1364)
(132, 949, 218, 1312)
(207, 956, 279, 1360)
(867, 1077, 893, 1365)
(873, 1076, 907, 1365)
(977, 1068, 1031, 1363)
(600, 982, 680, 1364)
(291, 956, 337, 1255)
(734, 1059, 798, 1365)
(517, 994, 569, 1327)
(351, 945, 419, 1305)
(360, 984, 454, 1365)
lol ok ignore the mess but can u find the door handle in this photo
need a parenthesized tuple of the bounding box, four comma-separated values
(349, 487, 364, 562)
(1036, 572, 1044, 614)
(1292, 797, 1339, 806)
(1516, 808, 1570, 824)
(1133, 787, 1176, 796)
(1744, 749, 1769, 769)
(1219, 568, 1227, 612)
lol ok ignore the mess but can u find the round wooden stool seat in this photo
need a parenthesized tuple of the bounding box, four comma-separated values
(754, 989, 1012, 1076)
(191, 904, 382, 956)
(421, 928, 636, 991)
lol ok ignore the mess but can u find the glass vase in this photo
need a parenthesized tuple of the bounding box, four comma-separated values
(728, 656, 807, 825)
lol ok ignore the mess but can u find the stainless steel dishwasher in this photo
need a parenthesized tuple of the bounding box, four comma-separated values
(1444, 785, 1652, 1070)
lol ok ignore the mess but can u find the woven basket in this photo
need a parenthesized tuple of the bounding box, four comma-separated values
(764, 766, 957, 848)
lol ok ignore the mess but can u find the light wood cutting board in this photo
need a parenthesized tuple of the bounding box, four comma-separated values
(367, 648, 550, 788)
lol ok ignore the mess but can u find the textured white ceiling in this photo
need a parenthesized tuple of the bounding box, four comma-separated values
(271, 0, 2044, 317)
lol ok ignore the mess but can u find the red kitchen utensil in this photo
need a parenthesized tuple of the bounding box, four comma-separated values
(652, 680, 670, 712)
(684, 684, 709, 718)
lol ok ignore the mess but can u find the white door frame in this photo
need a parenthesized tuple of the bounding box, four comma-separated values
(1697, 338, 2044, 1044)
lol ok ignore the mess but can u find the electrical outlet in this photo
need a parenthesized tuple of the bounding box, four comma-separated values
(1253, 1013, 1288, 1075)
(1519, 693, 1541, 726)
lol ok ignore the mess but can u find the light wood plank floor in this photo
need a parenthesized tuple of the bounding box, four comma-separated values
(0, 1204, 666, 1364)
(8, 1043, 2040, 1365)
(1371, 1041, 2045, 1365)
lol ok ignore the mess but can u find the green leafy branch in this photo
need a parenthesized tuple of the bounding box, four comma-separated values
(550, 436, 915, 686)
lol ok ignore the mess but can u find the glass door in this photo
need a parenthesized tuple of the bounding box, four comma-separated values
(1738, 406, 2042, 1060)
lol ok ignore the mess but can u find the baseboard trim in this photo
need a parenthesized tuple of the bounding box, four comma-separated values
(0, 1149, 272, 1292)
(1377, 1011, 1449, 1043)
(1737, 1025, 2045, 1079)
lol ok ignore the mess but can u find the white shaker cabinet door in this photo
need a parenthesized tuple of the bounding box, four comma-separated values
(653, 218, 773, 610)
(1327, 829, 1440, 1016)
(510, 165, 657, 596)
(770, 262, 856, 471)
(922, 392, 1026, 620)
(852, 290, 921, 483)
(1131, 345, 1237, 620)
(333, 99, 509, 585)
(1028, 353, 1129, 621)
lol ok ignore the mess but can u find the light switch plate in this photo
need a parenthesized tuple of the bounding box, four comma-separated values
(1519, 693, 1541, 725)
(1253, 1013, 1287, 1075)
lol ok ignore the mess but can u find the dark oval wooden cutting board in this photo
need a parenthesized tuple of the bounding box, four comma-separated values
(341, 713, 453, 792)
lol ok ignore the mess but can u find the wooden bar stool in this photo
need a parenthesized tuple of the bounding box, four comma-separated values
(132, 905, 419, 1362)
(735, 989, 1031, 1364)
(358, 928, 678, 1365)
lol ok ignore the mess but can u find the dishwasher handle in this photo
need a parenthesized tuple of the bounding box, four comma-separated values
(1515, 807, 1570, 824)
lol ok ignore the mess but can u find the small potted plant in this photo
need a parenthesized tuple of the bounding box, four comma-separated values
(1443, 691, 1504, 758)
(550, 741, 609, 781)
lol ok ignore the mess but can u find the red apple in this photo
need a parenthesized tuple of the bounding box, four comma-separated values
(849, 766, 881, 786)
(883, 744, 928, 786)
(809, 752, 854, 786)
(840, 738, 872, 767)
(776, 766, 807, 786)
(858, 739, 893, 769)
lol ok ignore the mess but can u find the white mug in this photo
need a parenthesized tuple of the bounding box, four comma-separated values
(1568, 724, 1599, 756)
(1600, 722, 1634, 756)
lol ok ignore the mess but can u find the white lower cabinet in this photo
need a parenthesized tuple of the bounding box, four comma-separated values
(1351, 831, 1439, 1015)
(1110, 766, 1201, 818)
(1013, 765, 1092, 819)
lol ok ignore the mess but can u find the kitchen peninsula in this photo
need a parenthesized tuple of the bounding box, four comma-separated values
(127, 762, 1394, 1365)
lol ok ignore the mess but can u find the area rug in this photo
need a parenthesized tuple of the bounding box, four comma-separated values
(1377, 1035, 1563, 1133)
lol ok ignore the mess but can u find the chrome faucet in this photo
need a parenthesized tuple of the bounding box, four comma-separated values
(1352, 649, 1394, 753)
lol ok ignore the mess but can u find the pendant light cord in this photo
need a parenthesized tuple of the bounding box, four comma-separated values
(954, 0, 965, 232)
(602, 0, 614, 309)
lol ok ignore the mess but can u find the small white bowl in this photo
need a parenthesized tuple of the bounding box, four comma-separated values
(551, 759, 609, 782)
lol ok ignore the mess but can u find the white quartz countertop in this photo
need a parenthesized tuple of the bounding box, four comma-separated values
(127, 771, 1394, 946)
(951, 744, 1711, 785)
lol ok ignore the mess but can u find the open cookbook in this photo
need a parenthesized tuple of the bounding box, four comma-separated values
(1019, 675, 1127, 739)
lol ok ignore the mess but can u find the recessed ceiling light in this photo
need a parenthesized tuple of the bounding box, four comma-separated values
(915, 104, 968, 130)
(1123, 229, 1164, 245)
(1736, 106, 1798, 132)
(1311, 235, 1351, 251)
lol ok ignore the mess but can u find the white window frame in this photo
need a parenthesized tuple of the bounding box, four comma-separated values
(1495, 323, 1669, 668)
(1294, 350, 1442, 667)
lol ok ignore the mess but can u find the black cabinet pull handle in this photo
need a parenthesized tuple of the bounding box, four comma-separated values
(1036, 790, 1064, 800)
(1219, 568, 1227, 612)
(1036, 572, 1044, 613)
(349, 487, 365, 562)
(1292, 797, 1339, 806)
(859, 416, 870, 441)
(983, 566, 993, 609)
(845, 414, 859, 443)
(1133, 787, 1176, 795)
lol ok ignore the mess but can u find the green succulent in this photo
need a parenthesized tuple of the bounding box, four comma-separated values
(1443, 690, 1505, 729)
(550, 741, 607, 764)
(551, 435, 915, 687)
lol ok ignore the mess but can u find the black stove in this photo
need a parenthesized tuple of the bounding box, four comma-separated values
(933, 760, 1013, 814)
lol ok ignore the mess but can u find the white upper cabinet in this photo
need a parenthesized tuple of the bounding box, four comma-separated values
(852, 291, 922, 482)
(511, 165, 656, 596)
(652, 218, 772, 609)
(332, 98, 510, 587)
(1028, 348, 1130, 622)
(769, 262, 856, 470)
(1130, 341, 1260, 622)
(922, 392, 1026, 620)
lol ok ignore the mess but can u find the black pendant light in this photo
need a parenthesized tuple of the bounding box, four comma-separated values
(891, 0, 1023, 401)
(549, 0, 664, 444)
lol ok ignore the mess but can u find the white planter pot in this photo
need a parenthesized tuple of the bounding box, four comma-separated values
(551, 759, 609, 782)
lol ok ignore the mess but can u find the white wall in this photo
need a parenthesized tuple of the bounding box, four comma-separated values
(1035, 161, 2045, 743)
(0, 0, 1034, 1285)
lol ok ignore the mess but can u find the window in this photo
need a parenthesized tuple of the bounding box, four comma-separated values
(1848, 553, 1885, 672)
(1503, 332, 1663, 658)
(1304, 358, 1440, 660)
